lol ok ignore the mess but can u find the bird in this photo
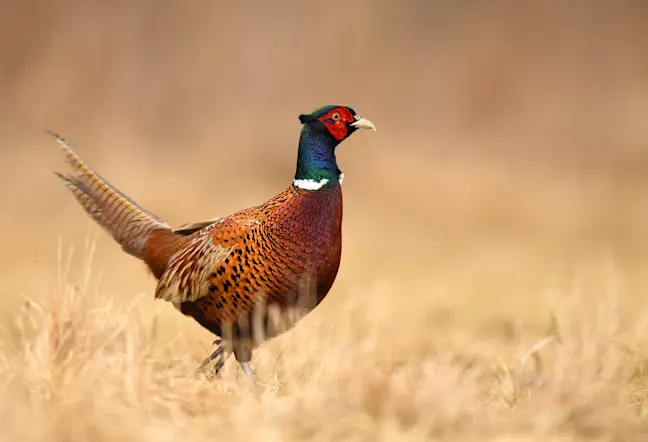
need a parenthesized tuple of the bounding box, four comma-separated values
(50, 105, 376, 384)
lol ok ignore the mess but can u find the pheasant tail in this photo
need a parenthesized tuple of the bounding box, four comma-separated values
(50, 131, 183, 277)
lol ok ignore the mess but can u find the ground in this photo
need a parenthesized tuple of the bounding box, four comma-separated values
(2, 147, 648, 441)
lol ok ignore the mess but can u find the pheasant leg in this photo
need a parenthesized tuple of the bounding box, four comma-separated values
(234, 343, 257, 387)
(196, 339, 228, 374)
(239, 361, 257, 386)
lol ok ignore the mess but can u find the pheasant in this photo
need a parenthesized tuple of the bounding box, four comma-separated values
(50, 105, 376, 383)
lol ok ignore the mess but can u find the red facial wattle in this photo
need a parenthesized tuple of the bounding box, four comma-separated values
(317, 108, 355, 141)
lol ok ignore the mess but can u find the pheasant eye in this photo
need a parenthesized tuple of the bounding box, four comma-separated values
(331, 112, 340, 121)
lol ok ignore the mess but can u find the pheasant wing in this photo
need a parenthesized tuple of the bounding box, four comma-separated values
(154, 223, 234, 303)
(173, 217, 223, 236)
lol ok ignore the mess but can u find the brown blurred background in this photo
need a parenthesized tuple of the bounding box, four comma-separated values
(1, 0, 648, 336)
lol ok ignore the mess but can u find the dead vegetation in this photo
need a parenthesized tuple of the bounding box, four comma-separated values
(0, 244, 646, 441)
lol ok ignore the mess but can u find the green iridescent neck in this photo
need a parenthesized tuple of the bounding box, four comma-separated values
(293, 124, 341, 189)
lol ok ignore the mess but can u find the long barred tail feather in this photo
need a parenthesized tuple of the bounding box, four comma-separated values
(49, 130, 173, 259)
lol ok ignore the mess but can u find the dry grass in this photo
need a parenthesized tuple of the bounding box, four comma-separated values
(1, 246, 648, 441)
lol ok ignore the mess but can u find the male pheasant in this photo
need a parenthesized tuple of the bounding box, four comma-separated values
(51, 105, 375, 383)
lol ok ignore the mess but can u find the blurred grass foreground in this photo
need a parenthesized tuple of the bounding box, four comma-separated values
(2, 1, 648, 441)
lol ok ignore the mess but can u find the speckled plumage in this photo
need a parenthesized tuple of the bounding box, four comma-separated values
(50, 105, 375, 383)
(158, 184, 343, 338)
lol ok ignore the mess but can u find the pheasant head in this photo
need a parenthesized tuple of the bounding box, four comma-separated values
(294, 105, 375, 190)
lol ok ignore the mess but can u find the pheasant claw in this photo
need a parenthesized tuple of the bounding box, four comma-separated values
(196, 341, 226, 373)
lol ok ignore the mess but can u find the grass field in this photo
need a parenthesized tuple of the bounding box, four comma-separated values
(2, 1, 648, 440)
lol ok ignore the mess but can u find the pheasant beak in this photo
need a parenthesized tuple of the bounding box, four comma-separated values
(350, 116, 376, 131)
